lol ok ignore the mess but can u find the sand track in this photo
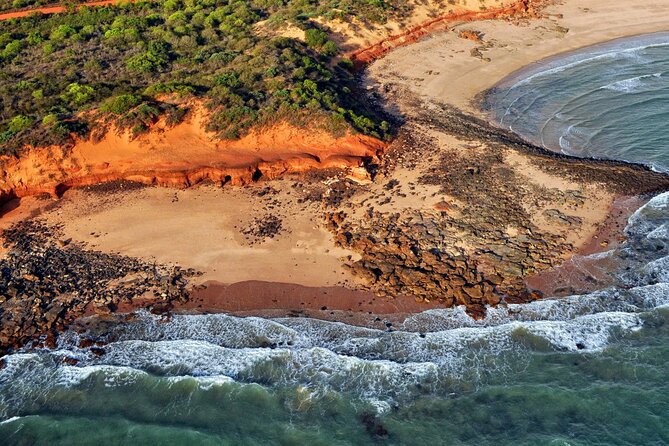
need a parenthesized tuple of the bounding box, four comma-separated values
(0, 0, 141, 21)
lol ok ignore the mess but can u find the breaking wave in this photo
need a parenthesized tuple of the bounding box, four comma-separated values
(1, 191, 668, 420)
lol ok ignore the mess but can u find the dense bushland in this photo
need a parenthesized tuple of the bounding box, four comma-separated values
(0, 0, 411, 154)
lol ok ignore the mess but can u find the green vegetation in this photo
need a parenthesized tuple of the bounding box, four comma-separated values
(1, 1, 89, 13)
(0, 0, 412, 154)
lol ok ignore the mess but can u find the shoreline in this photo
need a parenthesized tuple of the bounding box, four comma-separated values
(3, 0, 669, 352)
(163, 280, 454, 330)
(371, 0, 669, 115)
(483, 30, 669, 93)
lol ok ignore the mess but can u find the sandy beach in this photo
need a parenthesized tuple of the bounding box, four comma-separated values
(44, 182, 361, 288)
(2, 0, 669, 351)
(367, 0, 669, 113)
(4, 2, 669, 443)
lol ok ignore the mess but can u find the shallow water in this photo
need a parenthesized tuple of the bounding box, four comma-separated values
(3, 34, 669, 445)
(486, 32, 669, 172)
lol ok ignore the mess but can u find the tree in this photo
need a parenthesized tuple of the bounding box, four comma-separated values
(100, 94, 142, 115)
(126, 40, 171, 73)
(60, 83, 95, 107)
(50, 25, 76, 41)
(1, 40, 22, 59)
(322, 40, 338, 57)
(305, 28, 328, 49)
(8, 115, 33, 133)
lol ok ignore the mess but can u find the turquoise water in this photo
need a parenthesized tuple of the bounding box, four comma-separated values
(3, 34, 669, 445)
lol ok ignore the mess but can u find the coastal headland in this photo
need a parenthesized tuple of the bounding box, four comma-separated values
(2, 0, 669, 354)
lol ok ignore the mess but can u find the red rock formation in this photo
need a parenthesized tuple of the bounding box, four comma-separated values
(0, 115, 385, 206)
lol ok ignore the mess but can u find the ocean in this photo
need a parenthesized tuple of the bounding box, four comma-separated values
(2, 33, 669, 445)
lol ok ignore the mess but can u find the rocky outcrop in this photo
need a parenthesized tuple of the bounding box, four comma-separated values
(0, 220, 198, 354)
(322, 105, 669, 318)
(326, 209, 549, 318)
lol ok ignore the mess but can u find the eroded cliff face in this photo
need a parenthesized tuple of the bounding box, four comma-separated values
(0, 0, 543, 206)
(0, 110, 385, 205)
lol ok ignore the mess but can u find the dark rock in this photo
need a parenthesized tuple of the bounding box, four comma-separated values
(0, 220, 198, 355)
(361, 413, 389, 440)
(62, 356, 79, 365)
(90, 347, 106, 357)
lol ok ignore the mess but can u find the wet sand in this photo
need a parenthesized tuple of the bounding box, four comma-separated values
(525, 195, 646, 297)
(179, 281, 452, 329)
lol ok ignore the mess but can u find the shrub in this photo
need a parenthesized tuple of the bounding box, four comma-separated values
(305, 28, 328, 49)
(49, 25, 76, 41)
(322, 40, 338, 57)
(1, 40, 22, 59)
(42, 114, 59, 127)
(100, 94, 142, 115)
(60, 83, 95, 107)
(8, 115, 33, 133)
(26, 31, 44, 45)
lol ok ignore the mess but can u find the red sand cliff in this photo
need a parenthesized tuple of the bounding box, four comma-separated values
(0, 0, 540, 207)
(0, 111, 385, 205)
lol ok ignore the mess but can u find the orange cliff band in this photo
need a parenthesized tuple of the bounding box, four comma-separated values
(0, 0, 143, 21)
(0, 120, 386, 208)
(348, 0, 540, 68)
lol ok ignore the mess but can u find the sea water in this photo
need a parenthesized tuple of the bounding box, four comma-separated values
(486, 32, 669, 172)
(2, 34, 669, 445)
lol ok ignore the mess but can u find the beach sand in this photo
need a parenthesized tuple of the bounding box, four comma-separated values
(366, 0, 669, 114)
(2, 0, 669, 345)
(43, 182, 360, 288)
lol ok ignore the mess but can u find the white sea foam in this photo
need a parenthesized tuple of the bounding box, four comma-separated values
(628, 283, 669, 308)
(86, 312, 306, 349)
(640, 256, 669, 283)
(367, 399, 393, 415)
(626, 191, 669, 235)
(520, 312, 643, 351)
(600, 73, 662, 92)
(507, 42, 669, 90)
(56, 306, 651, 386)
(558, 123, 591, 153)
(646, 223, 669, 239)
(0, 416, 23, 425)
(165, 375, 235, 390)
(402, 289, 646, 333)
(95, 339, 288, 377)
